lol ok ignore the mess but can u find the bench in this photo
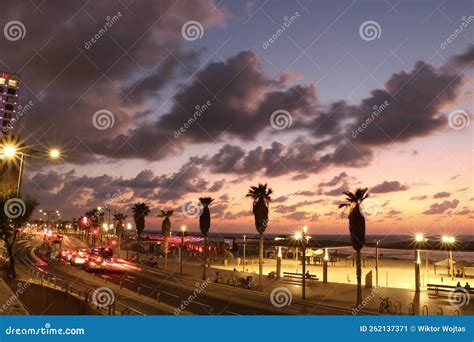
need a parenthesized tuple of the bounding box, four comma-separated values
(283, 272, 319, 281)
(427, 283, 473, 298)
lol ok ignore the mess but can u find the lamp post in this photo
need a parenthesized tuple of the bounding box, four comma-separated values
(126, 223, 132, 260)
(295, 226, 308, 300)
(375, 239, 380, 287)
(180, 225, 186, 274)
(442, 235, 455, 279)
(1, 143, 61, 196)
(242, 234, 247, 273)
(414, 234, 425, 293)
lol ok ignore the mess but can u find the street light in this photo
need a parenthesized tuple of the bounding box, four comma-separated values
(294, 226, 308, 300)
(49, 148, 61, 159)
(2, 144, 16, 159)
(242, 234, 247, 273)
(180, 225, 186, 274)
(414, 233, 426, 292)
(442, 235, 455, 278)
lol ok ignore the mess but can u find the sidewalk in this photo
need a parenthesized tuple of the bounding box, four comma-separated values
(155, 255, 473, 316)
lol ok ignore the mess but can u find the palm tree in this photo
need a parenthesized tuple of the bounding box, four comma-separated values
(0, 195, 39, 277)
(246, 183, 272, 291)
(113, 212, 127, 257)
(132, 203, 150, 261)
(199, 197, 214, 280)
(157, 210, 173, 271)
(338, 188, 368, 307)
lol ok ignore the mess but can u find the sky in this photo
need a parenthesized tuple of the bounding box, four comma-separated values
(0, 0, 472, 236)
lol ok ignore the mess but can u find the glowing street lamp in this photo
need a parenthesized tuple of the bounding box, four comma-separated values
(294, 226, 309, 300)
(180, 225, 186, 274)
(442, 235, 456, 278)
(415, 233, 425, 243)
(49, 148, 61, 159)
(2, 144, 17, 159)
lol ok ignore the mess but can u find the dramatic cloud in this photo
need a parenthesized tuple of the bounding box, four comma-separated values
(433, 191, 451, 199)
(3, 0, 227, 161)
(422, 199, 459, 215)
(94, 51, 318, 160)
(370, 181, 409, 194)
(318, 172, 349, 187)
(410, 195, 428, 201)
(451, 45, 474, 67)
(347, 61, 464, 145)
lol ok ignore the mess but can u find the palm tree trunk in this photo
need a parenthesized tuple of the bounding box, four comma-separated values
(356, 249, 362, 306)
(164, 236, 169, 271)
(202, 235, 208, 280)
(6, 243, 16, 278)
(259, 232, 264, 291)
(136, 234, 140, 262)
(118, 234, 121, 258)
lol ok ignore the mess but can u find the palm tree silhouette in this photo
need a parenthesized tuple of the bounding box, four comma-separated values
(157, 210, 173, 271)
(132, 202, 150, 262)
(338, 188, 368, 307)
(113, 212, 127, 257)
(199, 197, 214, 280)
(246, 183, 272, 291)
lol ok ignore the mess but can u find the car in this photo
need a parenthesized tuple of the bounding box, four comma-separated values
(70, 248, 90, 266)
(59, 249, 73, 261)
(90, 247, 113, 259)
(83, 255, 105, 272)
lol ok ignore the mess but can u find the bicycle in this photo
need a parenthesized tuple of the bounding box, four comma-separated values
(227, 274, 240, 286)
(379, 297, 392, 314)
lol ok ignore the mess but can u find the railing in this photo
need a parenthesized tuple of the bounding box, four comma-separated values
(21, 266, 144, 315)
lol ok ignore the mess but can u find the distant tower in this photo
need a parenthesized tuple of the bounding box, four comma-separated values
(0, 72, 21, 136)
(0, 72, 22, 198)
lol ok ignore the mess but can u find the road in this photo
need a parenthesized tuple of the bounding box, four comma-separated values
(14, 235, 353, 315)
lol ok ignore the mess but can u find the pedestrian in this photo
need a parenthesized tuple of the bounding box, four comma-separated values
(237, 257, 241, 266)
(465, 283, 471, 292)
